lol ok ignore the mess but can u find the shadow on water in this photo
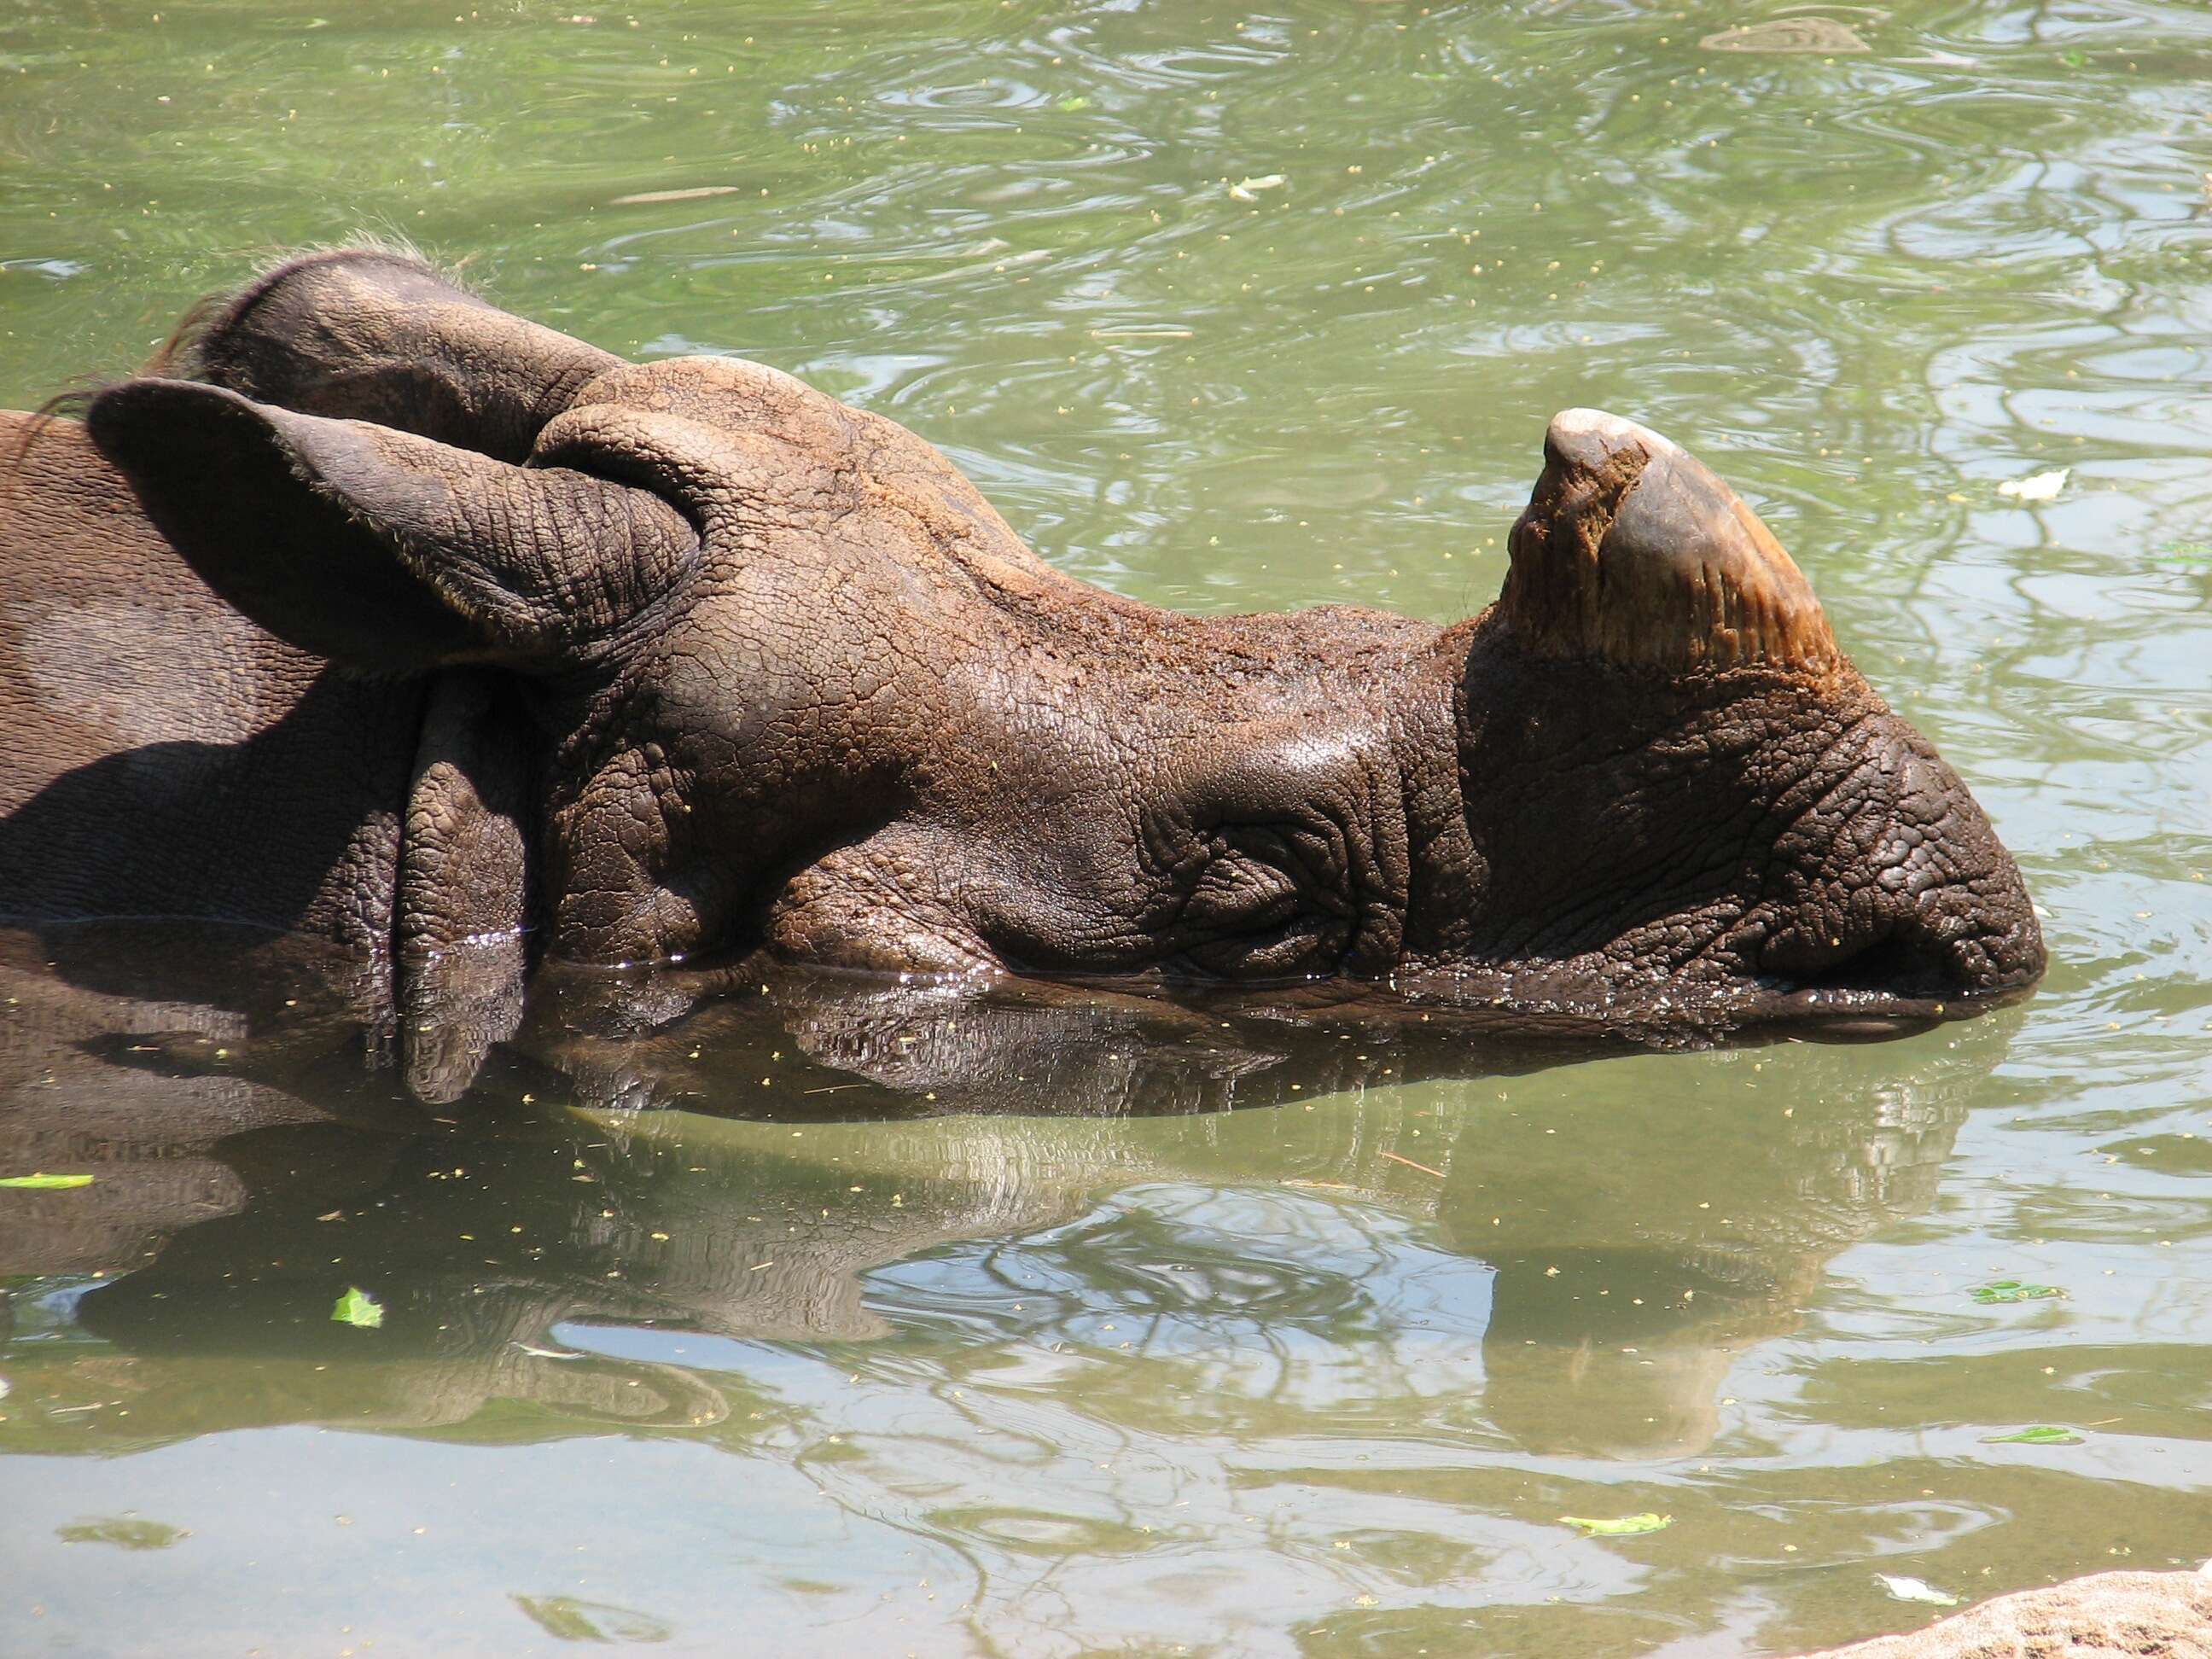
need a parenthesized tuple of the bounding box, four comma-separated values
(0, 918, 2022, 1467)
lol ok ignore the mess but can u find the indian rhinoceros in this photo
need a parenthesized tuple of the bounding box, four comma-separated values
(0, 247, 2043, 1074)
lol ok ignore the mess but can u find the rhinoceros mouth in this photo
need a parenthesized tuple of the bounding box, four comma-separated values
(1700, 905, 2041, 1033)
(1773, 929, 1968, 1001)
(1376, 958, 1995, 1039)
(1755, 975, 2039, 1040)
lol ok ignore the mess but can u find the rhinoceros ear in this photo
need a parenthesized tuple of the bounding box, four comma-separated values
(86, 378, 698, 673)
(155, 247, 620, 463)
(1496, 409, 1839, 675)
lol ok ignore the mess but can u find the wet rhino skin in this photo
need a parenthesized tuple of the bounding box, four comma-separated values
(0, 248, 2046, 1102)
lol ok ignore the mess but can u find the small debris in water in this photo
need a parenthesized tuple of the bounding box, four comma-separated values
(56, 1518, 189, 1550)
(1997, 467, 2069, 502)
(1227, 173, 1287, 202)
(1878, 1574, 1963, 1607)
(1970, 1279, 2064, 1304)
(1560, 1513, 1671, 1536)
(610, 186, 740, 205)
(1701, 20, 1870, 54)
(330, 1286, 383, 1328)
(1379, 1150, 1446, 1179)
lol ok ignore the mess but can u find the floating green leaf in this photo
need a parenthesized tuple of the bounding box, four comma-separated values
(513, 1597, 674, 1643)
(1057, 95, 1090, 112)
(1981, 1425, 2081, 1445)
(57, 1517, 189, 1550)
(1560, 1512, 1670, 1536)
(331, 1286, 384, 1329)
(2153, 539, 2212, 567)
(1969, 1279, 2064, 1304)
(0, 1173, 94, 1190)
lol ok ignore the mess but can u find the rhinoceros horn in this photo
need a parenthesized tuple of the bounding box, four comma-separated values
(1498, 409, 1840, 676)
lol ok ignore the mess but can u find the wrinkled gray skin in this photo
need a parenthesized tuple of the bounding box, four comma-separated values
(0, 250, 2043, 1097)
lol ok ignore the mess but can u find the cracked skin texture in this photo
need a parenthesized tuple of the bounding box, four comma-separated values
(0, 249, 2044, 1064)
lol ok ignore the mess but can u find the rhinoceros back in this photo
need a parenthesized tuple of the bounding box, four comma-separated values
(0, 411, 422, 944)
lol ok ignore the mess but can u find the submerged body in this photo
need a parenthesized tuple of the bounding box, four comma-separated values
(0, 250, 2042, 1095)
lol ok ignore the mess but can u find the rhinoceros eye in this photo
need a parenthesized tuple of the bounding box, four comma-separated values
(1184, 852, 1301, 933)
(1175, 832, 1351, 980)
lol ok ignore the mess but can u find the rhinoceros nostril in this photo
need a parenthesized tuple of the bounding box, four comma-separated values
(1792, 931, 1963, 998)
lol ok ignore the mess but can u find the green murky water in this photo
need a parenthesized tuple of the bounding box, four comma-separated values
(3, 2, 2210, 1653)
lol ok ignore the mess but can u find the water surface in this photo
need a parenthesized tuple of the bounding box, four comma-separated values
(3, 2, 2209, 1654)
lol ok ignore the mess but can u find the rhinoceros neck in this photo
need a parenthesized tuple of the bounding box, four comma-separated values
(0, 415, 428, 955)
(985, 576, 1459, 725)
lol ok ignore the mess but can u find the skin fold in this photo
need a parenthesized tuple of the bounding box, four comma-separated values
(0, 249, 2044, 1097)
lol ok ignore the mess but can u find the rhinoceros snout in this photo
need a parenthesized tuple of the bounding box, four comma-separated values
(1755, 737, 2046, 1010)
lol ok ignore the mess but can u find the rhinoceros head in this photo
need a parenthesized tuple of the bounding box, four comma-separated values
(82, 249, 2041, 1031)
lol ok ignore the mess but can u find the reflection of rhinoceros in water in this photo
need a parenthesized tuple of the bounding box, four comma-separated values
(0, 917, 2017, 1463)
